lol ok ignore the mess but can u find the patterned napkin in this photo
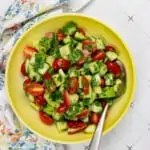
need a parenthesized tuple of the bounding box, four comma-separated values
(0, 0, 68, 149)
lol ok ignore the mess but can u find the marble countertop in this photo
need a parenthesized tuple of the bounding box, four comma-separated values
(1, 0, 150, 150)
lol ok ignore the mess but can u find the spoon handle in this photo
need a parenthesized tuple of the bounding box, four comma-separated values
(89, 104, 109, 150)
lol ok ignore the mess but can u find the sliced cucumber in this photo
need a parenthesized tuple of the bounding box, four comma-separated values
(30, 102, 40, 111)
(46, 56, 55, 66)
(89, 62, 100, 74)
(25, 59, 30, 74)
(82, 116, 89, 123)
(99, 87, 116, 98)
(52, 112, 63, 121)
(91, 74, 101, 87)
(30, 54, 36, 65)
(43, 105, 54, 116)
(26, 93, 34, 102)
(52, 73, 65, 87)
(69, 94, 79, 104)
(59, 44, 71, 59)
(96, 39, 105, 50)
(84, 124, 96, 133)
(78, 76, 83, 89)
(93, 86, 102, 97)
(99, 63, 107, 76)
(90, 101, 103, 113)
(38, 63, 49, 75)
(76, 43, 82, 50)
(104, 73, 114, 86)
(63, 36, 72, 44)
(106, 51, 118, 61)
(74, 32, 86, 40)
(114, 79, 122, 92)
(56, 121, 68, 132)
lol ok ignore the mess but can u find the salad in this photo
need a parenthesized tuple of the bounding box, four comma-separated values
(21, 21, 123, 135)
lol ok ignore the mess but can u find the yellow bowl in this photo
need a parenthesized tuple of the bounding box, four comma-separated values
(5, 14, 136, 144)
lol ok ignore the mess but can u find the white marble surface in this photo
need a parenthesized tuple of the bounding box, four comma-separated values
(1, 0, 150, 150)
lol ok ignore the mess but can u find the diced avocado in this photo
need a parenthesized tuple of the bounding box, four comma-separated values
(59, 44, 71, 59)
(90, 101, 103, 113)
(106, 51, 118, 61)
(46, 56, 55, 66)
(89, 62, 100, 74)
(68, 68, 79, 77)
(84, 124, 96, 133)
(69, 94, 79, 104)
(114, 79, 122, 92)
(56, 121, 68, 132)
(63, 36, 72, 44)
(52, 73, 65, 87)
(82, 116, 89, 123)
(104, 73, 114, 86)
(76, 43, 82, 50)
(74, 32, 86, 40)
(38, 63, 49, 75)
(91, 74, 101, 87)
(93, 86, 102, 97)
(99, 62, 108, 76)
(62, 21, 77, 35)
(30, 102, 40, 111)
(52, 112, 63, 121)
(43, 104, 54, 115)
(25, 59, 30, 74)
(26, 93, 34, 102)
(96, 39, 105, 50)
(99, 87, 116, 98)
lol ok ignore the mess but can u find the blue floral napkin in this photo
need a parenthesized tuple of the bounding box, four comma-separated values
(0, 0, 68, 149)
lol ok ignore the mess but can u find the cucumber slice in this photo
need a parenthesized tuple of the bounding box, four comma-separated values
(76, 43, 82, 50)
(30, 102, 40, 111)
(38, 63, 49, 75)
(90, 101, 103, 113)
(74, 32, 86, 40)
(63, 36, 72, 44)
(89, 62, 100, 74)
(96, 39, 105, 50)
(25, 59, 30, 74)
(30, 54, 36, 65)
(46, 56, 55, 66)
(69, 94, 79, 104)
(84, 124, 96, 133)
(99, 87, 116, 98)
(106, 51, 118, 61)
(104, 73, 114, 86)
(56, 121, 68, 132)
(26, 93, 34, 102)
(82, 116, 89, 123)
(52, 112, 63, 121)
(59, 44, 71, 59)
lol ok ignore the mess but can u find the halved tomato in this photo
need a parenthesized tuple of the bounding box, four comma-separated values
(52, 58, 70, 71)
(106, 61, 121, 77)
(90, 112, 101, 125)
(105, 45, 116, 51)
(39, 111, 53, 125)
(77, 108, 88, 119)
(20, 61, 26, 76)
(26, 83, 44, 96)
(63, 90, 70, 107)
(68, 77, 78, 94)
(35, 95, 47, 106)
(43, 72, 51, 80)
(82, 76, 89, 95)
(23, 46, 37, 59)
(57, 103, 68, 113)
(91, 50, 105, 61)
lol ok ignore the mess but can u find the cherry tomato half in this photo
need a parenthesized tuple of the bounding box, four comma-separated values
(39, 111, 53, 125)
(20, 61, 26, 76)
(52, 58, 70, 71)
(68, 77, 79, 94)
(82, 76, 89, 95)
(91, 50, 105, 61)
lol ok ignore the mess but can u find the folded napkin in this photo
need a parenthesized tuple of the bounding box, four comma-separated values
(0, 0, 68, 149)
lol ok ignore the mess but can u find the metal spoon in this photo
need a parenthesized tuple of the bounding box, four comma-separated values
(89, 60, 126, 150)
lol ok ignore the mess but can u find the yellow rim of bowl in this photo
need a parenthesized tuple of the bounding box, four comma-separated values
(5, 13, 136, 144)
